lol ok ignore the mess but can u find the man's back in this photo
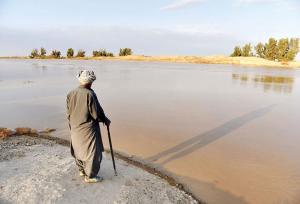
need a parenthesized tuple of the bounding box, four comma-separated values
(67, 86, 94, 129)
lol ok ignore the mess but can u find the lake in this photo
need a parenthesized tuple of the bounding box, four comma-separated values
(1, 59, 300, 204)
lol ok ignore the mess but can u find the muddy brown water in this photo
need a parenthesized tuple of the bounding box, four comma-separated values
(1, 59, 300, 204)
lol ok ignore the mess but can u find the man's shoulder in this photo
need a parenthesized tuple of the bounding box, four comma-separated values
(68, 87, 94, 97)
(67, 88, 78, 97)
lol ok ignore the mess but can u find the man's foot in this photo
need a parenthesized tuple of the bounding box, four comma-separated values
(84, 176, 103, 183)
(79, 170, 85, 177)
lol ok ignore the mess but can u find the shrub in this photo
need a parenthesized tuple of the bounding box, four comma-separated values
(29, 49, 39, 58)
(106, 52, 114, 57)
(119, 48, 132, 56)
(40, 47, 46, 57)
(67, 48, 74, 58)
(93, 49, 114, 57)
(93, 50, 99, 57)
(76, 49, 85, 57)
(51, 50, 61, 58)
(99, 49, 107, 56)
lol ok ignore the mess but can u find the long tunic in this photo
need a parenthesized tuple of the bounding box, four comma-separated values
(66, 85, 106, 162)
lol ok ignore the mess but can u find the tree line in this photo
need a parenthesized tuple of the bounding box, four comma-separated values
(29, 48, 133, 59)
(231, 38, 299, 61)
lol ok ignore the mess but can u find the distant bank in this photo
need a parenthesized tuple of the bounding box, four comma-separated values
(1, 55, 300, 68)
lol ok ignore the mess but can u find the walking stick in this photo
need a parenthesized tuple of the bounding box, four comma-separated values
(107, 125, 117, 176)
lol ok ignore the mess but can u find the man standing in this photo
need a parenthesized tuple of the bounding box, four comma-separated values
(66, 70, 111, 183)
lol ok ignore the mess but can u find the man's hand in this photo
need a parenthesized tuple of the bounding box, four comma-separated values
(104, 117, 111, 127)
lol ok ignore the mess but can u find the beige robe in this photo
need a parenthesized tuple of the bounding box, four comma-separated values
(66, 85, 106, 177)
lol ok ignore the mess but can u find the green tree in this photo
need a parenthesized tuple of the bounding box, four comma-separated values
(51, 50, 61, 58)
(93, 50, 99, 57)
(76, 49, 85, 57)
(100, 49, 107, 56)
(93, 49, 106, 57)
(40, 47, 46, 57)
(255, 43, 265, 58)
(286, 38, 299, 61)
(67, 48, 74, 58)
(265, 38, 278, 61)
(242, 43, 252, 57)
(230, 46, 242, 57)
(93, 49, 114, 57)
(277, 38, 289, 61)
(107, 52, 114, 57)
(29, 49, 39, 58)
(232, 37, 299, 61)
(119, 48, 132, 56)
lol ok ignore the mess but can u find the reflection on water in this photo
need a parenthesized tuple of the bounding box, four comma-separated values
(232, 73, 294, 94)
(23, 80, 34, 84)
(32, 62, 47, 70)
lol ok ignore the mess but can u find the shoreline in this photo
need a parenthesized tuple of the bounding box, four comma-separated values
(0, 128, 203, 204)
(1, 55, 299, 68)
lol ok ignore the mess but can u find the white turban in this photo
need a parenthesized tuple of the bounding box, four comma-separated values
(77, 70, 96, 84)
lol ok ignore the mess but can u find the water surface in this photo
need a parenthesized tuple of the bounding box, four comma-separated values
(1, 59, 300, 204)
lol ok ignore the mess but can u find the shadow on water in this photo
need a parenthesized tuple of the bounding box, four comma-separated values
(147, 105, 275, 165)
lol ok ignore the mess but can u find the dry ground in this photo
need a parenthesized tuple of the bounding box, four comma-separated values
(0, 136, 198, 204)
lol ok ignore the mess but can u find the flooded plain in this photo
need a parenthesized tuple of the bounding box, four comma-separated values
(1, 59, 300, 204)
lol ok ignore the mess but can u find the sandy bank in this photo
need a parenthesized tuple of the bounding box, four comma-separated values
(107, 56, 300, 68)
(0, 135, 198, 204)
(1, 55, 299, 68)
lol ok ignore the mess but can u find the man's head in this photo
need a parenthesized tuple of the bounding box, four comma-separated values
(77, 70, 96, 88)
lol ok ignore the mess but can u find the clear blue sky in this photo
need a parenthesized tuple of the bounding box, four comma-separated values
(0, 0, 299, 57)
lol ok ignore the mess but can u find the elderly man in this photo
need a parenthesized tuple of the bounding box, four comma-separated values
(66, 70, 111, 183)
